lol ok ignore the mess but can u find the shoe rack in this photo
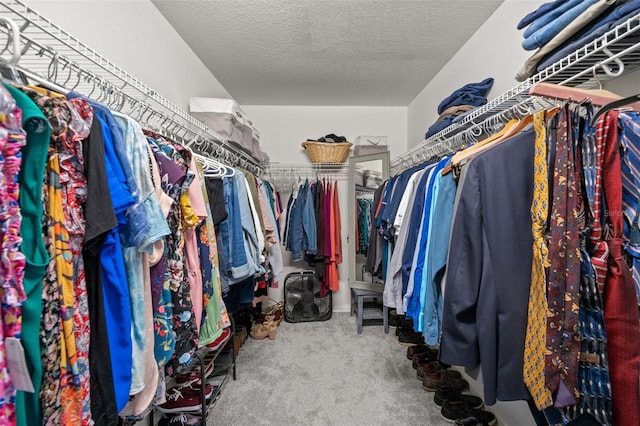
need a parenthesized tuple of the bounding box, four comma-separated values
(151, 317, 237, 425)
(194, 316, 237, 424)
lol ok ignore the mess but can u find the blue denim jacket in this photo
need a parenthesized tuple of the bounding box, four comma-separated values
(217, 176, 249, 280)
(522, 0, 599, 50)
(287, 181, 318, 261)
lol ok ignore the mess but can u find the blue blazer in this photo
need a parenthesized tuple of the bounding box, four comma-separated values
(440, 129, 535, 405)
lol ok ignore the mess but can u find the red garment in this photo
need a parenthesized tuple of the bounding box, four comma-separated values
(333, 181, 342, 266)
(599, 111, 640, 426)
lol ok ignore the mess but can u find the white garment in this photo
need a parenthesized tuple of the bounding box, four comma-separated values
(392, 171, 423, 237)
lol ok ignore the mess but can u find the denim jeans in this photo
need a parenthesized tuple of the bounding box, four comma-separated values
(522, 0, 599, 50)
(518, 0, 573, 29)
(536, 0, 640, 72)
(521, 0, 584, 34)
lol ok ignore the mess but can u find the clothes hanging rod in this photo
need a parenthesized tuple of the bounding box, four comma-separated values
(391, 11, 640, 173)
(0, 0, 264, 175)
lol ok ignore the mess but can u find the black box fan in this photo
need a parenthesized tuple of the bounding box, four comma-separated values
(283, 271, 332, 323)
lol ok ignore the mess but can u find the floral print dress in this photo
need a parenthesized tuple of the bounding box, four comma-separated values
(23, 91, 93, 425)
(0, 88, 27, 425)
(145, 134, 198, 377)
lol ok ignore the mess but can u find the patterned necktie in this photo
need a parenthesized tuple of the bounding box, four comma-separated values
(599, 110, 640, 426)
(618, 112, 640, 306)
(590, 116, 609, 293)
(545, 105, 581, 407)
(563, 105, 612, 425)
(523, 110, 554, 410)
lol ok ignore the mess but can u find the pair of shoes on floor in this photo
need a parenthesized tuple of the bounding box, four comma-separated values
(158, 412, 202, 426)
(397, 329, 425, 347)
(422, 364, 468, 392)
(407, 344, 438, 361)
(412, 349, 439, 370)
(250, 317, 277, 340)
(441, 399, 496, 425)
(255, 310, 283, 326)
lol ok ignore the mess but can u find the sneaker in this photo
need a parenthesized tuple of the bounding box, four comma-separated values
(157, 387, 202, 413)
(175, 362, 215, 387)
(159, 413, 202, 426)
(441, 401, 496, 425)
(205, 327, 231, 352)
(434, 387, 484, 409)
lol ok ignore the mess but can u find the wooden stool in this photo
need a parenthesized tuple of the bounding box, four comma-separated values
(350, 288, 389, 335)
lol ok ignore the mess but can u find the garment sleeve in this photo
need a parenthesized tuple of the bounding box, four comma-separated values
(303, 185, 318, 255)
(439, 161, 483, 368)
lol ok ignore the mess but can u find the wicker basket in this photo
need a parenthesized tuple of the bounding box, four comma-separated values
(302, 141, 352, 163)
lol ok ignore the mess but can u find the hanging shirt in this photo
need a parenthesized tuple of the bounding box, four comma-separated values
(67, 92, 148, 248)
(95, 113, 134, 413)
(6, 83, 51, 426)
(421, 161, 457, 345)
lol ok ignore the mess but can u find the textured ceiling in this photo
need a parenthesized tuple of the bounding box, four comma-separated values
(151, 0, 504, 106)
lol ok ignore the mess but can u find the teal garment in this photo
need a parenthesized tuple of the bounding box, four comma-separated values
(5, 83, 51, 426)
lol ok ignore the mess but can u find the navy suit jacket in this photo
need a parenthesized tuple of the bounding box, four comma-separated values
(440, 129, 535, 405)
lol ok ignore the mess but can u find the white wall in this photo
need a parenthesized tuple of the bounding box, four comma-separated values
(407, 0, 545, 149)
(26, 0, 231, 111)
(244, 105, 406, 312)
(243, 105, 408, 163)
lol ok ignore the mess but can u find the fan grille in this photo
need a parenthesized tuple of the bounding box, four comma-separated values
(284, 271, 332, 323)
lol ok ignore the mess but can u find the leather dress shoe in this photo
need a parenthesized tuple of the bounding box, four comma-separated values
(434, 386, 484, 409)
(416, 361, 442, 380)
(412, 350, 438, 369)
(422, 369, 468, 392)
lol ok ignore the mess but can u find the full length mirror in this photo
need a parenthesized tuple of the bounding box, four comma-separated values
(348, 151, 390, 292)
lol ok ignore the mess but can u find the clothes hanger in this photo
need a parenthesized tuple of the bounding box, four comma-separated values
(528, 82, 639, 110)
(590, 93, 640, 126)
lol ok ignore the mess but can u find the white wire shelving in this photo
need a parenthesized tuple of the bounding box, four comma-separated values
(391, 12, 640, 174)
(0, 0, 264, 174)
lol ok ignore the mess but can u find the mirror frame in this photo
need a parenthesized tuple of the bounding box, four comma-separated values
(348, 151, 390, 293)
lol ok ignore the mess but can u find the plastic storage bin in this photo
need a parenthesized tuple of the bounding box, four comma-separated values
(354, 136, 388, 156)
(251, 125, 261, 160)
(189, 97, 246, 145)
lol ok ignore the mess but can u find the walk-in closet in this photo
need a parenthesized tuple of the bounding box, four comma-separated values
(0, 1, 639, 425)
